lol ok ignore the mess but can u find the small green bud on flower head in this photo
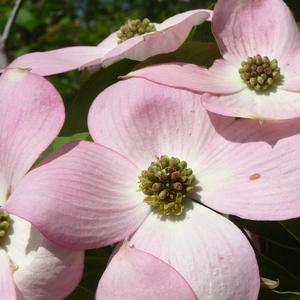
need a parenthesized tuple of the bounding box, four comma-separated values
(117, 18, 157, 44)
(239, 54, 281, 91)
(0, 210, 11, 243)
(138, 155, 196, 217)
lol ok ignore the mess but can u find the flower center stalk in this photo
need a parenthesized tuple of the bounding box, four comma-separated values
(0, 210, 11, 242)
(239, 55, 280, 91)
(117, 18, 156, 44)
(138, 155, 195, 217)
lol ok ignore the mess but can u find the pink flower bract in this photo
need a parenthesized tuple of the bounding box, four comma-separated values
(127, 0, 300, 120)
(7, 10, 211, 76)
(8, 78, 300, 298)
(0, 69, 83, 299)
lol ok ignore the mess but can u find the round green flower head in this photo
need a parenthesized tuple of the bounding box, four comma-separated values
(0, 210, 11, 242)
(117, 18, 157, 44)
(138, 155, 195, 217)
(239, 54, 281, 91)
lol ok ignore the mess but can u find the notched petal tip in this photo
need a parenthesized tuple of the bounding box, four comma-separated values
(3, 68, 29, 81)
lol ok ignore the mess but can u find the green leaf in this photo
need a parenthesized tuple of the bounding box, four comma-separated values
(260, 290, 300, 300)
(281, 219, 300, 242)
(191, 22, 215, 42)
(66, 285, 94, 300)
(79, 247, 113, 293)
(262, 242, 300, 279)
(36, 132, 91, 165)
(66, 247, 113, 298)
(62, 59, 137, 135)
(135, 41, 220, 70)
(16, 9, 38, 31)
(230, 216, 300, 250)
(257, 253, 300, 292)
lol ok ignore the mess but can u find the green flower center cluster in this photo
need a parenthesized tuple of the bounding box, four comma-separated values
(0, 210, 10, 242)
(138, 155, 195, 217)
(117, 18, 156, 44)
(239, 54, 280, 91)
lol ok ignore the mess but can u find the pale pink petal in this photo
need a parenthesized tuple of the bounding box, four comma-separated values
(85, 10, 211, 68)
(202, 88, 300, 120)
(9, 10, 210, 74)
(88, 78, 234, 170)
(212, 0, 299, 61)
(0, 69, 64, 205)
(96, 243, 197, 300)
(130, 201, 260, 300)
(8, 46, 106, 76)
(0, 214, 83, 300)
(198, 117, 300, 220)
(5, 141, 149, 250)
(14, 240, 84, 300)
(281, 42, 300, 92)
(0, 250, 17, 299)
(157, 9, 212, 29)
(124, 60, 245, 94)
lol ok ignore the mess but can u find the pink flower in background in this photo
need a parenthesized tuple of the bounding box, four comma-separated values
(7, 78, 300, 298)
(7, 10, 212, 76)
(127, 0, 300, 120)
(0, 69, 83, 299)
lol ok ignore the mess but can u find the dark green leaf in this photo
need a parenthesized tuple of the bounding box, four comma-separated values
(79, 248, 113, 292)
(281, 219, 300, 242)
(260, 290, 300, 300)
(262, 242, 300, 278)
(257, 253, 300, 292)
(135, 41, 220, 69)
(230, 216, 300, 250)
(66, 286, 94, 300)
(191, 21, 215, 42)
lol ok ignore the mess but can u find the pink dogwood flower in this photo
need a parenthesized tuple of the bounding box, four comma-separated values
(126, 0, 300, 120)
(7, 10, 211, 76)
(0, 69, 83, 299)
(6, 78, 300, 298)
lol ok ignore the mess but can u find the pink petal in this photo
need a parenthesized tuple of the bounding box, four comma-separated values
(281, 42, 300, 92)
(5, 141, 149, 250)
(124, 60, 245, 94)
(89, 77, 300, 220)
(9, 10, 210, 74)
(0, 214, 83, 299)
(88, 78, 234, 170)
(198, 117, 300, 220)
(8, 46, 106, 76)
(0, 250, 17, 299)
(0, 69, 64, 202)
(96, 243, 197, 300)
(212, 0, 299, 61)
(202, 88, 300, 120)
(14, 240, 84, 300)
(130, 202, 260, 300)
(157, 9, 212, 28)
(86, 10, 211, 68)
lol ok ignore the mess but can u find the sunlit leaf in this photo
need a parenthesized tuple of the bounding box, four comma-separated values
(36, 132, 91, 165)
